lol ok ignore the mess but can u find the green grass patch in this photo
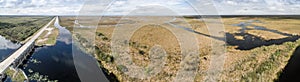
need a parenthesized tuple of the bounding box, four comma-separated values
(0, 16, 52, 42)
(5, 69, 27, 82)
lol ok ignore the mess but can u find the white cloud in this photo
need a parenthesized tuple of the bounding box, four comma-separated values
(114, 0, 126, 5)
(213, 0, 300, 15)
(100, 0, 196, 15)
(226, 1, 238, 5)
(0, 0, 84, 15)
(0, 0, 299, 15)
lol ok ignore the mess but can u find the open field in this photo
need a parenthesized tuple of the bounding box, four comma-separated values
(222, 17, 300, 39)
(251, 18, 300, 35)
(59, 16, 75, 32)
(245, 30, 288, 40)
(60, 16, 300, 82)
(0, 16, 52, 42)
(35, 19, 59, 46)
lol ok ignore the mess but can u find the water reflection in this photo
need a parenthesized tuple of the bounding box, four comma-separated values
(54, 19, 72, 44)
(226, 33, 300, 50)
(170, 19, 300, 50)
(0, 35, 21, 62)
(23, 18, 79, 82)
(0, 36, 21, 49)
(227, 20, 300, 50)
(22, 17, 110, 82)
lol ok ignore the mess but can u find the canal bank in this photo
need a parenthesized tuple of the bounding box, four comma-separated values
(278, 46, 300, 81)
(0, 17, 56, 82)
(22, 17, 111, 82)
(22, 17, 79, 82)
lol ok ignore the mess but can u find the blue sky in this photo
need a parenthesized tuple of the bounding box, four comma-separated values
(0, 0, 299, 15)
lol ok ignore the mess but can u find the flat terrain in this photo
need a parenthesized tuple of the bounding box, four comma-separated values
(0, 16, 52, 42)
(0, 17, 56, 82)
(60, 16, 300, 82)
(35, 19, 59, 46)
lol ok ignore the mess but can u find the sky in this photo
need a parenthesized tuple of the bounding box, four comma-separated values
(0, 0, 299, 15)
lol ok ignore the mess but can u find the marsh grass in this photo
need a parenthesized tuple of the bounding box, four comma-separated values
(59, 16, 300, 82)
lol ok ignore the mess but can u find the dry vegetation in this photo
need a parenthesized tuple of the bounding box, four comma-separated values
(35, 18, 59, 46)
(222, 17, 248, 33)
(60, 16, 300, 82)
(59, 16, 75, 32)
(251, 18, 300, 35)
(223, 40, 300, 81)
(245, 30, 288, 40)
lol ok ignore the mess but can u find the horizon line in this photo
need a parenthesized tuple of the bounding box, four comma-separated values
(1, 14, 300, 16)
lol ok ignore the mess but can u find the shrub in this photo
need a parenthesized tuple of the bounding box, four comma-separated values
(96, 32, 104, 36)
(117, 65, 128, 72)
(139, 50, 145, 55)
(102, 37, 108, 40)
(96, 46, 114, 63)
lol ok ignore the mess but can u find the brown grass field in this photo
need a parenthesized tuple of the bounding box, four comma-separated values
(60, 16, 300, 82)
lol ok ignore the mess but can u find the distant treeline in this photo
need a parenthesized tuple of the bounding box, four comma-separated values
(184, 15, 300, 19)
(0, 17, 52, 43)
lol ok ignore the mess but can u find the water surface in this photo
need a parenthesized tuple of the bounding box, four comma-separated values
(278, 46, 300, 81)
(23, 20, 79, 81)
(0, 35, 21, 62)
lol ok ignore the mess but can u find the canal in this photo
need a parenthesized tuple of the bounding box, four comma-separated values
(22, 18, 79, 81)
(21, 17, 109, 82)
(278, 46, 300, 81)
(0, 35, 21, 62)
